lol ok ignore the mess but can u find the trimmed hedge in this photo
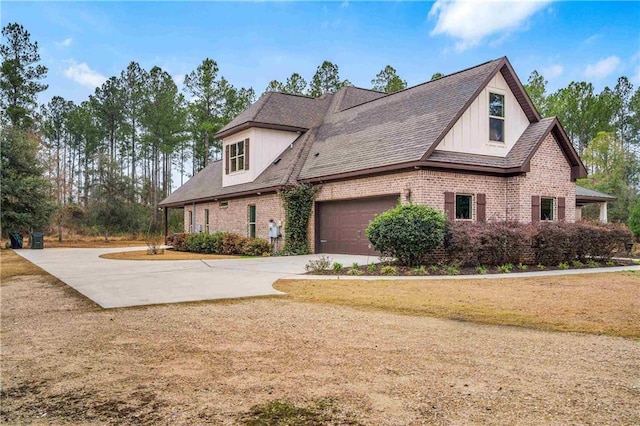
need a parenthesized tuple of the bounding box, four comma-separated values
(166, 232, 271, 257)
(445, 221, 632, 266)
(367, 204, 446, 267)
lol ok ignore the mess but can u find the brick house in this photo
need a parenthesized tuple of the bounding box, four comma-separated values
(160, 56, 593, 255)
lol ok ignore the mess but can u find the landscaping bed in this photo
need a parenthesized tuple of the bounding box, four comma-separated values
(306, 258, 637, 276)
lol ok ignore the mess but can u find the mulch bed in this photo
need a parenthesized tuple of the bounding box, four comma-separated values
(309, 259, 636, 276)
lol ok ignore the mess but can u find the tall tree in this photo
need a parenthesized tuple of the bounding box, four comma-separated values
(184, 58, 219, 170)
(524, 70, 548, 116)
(547, 82, 616, 155)
(41, 96, 74, 205)
(67, 100, 103, 207)
(91, 76, 125, 162)
(142, 66, 186, 231)
(120, 62, 147, 186)
(371, 65, 407, 93)
(1, 128, 55, 236)
(0, 23, 48, 128)
(264, 73, 307, 96)
(579, 131, 638, 222)
(309, 60, 349, 97)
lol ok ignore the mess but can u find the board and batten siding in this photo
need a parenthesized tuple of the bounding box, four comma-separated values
(222, 128, 299, 188)
(435, 71, 530, 157)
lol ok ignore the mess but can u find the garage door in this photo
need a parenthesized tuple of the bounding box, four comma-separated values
(316, 195, 399, 255)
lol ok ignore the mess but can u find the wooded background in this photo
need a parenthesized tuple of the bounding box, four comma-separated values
(2, 23, 639, 240)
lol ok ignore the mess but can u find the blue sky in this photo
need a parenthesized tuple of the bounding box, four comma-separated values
(3, 1, 640, 106)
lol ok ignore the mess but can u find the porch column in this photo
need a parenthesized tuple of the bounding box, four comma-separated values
(599, 202, 608, 223)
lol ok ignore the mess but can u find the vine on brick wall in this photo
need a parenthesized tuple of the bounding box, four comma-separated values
(280, 184, 319, 255)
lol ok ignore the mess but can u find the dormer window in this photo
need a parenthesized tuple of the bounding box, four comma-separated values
(230, 140, 245, 172)
(225, 138, 249, 174)
(489, 92, 505, 143)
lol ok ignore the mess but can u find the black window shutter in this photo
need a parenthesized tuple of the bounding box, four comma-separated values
(476, 193, 486, 222)
(531, 196, 541, 222)
(444, 192, 455, 221)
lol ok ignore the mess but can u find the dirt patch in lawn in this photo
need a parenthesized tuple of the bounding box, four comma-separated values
(2, 254, 639, 425)
(275, 272, 640, 338)
(99, 250, 238, 261)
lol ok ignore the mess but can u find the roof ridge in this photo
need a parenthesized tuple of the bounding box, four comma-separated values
(252, 91, 273, 120)
(338, 57, 506, 113)
(269, 91, 316, 100)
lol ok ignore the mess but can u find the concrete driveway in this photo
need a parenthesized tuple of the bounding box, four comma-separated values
(15, 247, 374, 309)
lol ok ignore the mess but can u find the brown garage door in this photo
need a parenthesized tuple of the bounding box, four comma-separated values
(316, 195, 399, 255)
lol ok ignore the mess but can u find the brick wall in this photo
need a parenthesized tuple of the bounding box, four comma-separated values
(183, 193, 285, 240)
(510, 132, 576, 222)
(181, 131, 576, 253)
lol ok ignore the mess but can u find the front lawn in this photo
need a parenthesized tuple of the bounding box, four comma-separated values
(275, 272, 640, 338)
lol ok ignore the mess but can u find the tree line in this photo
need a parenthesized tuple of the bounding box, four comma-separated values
(1, 21, 639, 240)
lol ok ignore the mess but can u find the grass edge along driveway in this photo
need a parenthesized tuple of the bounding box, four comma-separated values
(274, 272, 640, 339)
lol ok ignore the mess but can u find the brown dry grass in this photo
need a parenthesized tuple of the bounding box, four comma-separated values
(275, 273, 640, 338)
(0, 249, 48, 280)
(99, 250, 238, 261)
(42, 235, 147, 248)
(2, 253, 640, 424)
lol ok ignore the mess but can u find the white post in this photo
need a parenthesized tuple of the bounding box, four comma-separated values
(599, 202, 608, 223)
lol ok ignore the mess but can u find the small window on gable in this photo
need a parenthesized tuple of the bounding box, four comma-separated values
(455, 194, 473, 220)
(229, 140, 245, 173)
(541, 198, 554, 221)
(219, 201, 228, 208)
(489, 92, 505, 143)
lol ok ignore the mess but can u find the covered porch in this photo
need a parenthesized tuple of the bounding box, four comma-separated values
(575, 186, 617, 223)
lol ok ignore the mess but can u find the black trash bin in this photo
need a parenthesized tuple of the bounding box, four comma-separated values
(30, 232, 44, 249)
(9, 232, 23, 249)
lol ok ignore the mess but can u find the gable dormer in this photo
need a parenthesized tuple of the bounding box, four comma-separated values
(221, 127, 300, 187)
(435, 70, 531, 157)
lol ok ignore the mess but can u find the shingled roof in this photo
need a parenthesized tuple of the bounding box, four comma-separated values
(216, 92, 332, 139)
(161, 56, 587, 207)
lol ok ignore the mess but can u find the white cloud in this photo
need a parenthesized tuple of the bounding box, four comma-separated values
(55, 38, 73, 48)
(64, 60, 107, 88)
(584, 56, 620, 80)
(541, 64, 563, 79)
(428, 0, 552, 51)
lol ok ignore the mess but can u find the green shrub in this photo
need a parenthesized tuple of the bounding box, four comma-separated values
(332, 262, 343, 272)
(571, 260, 584, 268)
(186, 232, 224, 254)
(443, 262, 461, 275)
(517, 263, 528, 271)
(429, 264, 440, 273)
(558, 262, 569, 270)
(537, 263, 546, 270)
(366, 204, 446, 267)
(347, 268, 363, 276)
(476, 265, 488, 275)
(628, 202, 640, 241)
(587, 260, 599, 268)
(380, 265, 398, 276)
(497, 263, 513, 274)
(367, 263, 376, 273)
(241, 238, 272, 256)
(412, 266, 427, 275)
(305, 256, 332, 272)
